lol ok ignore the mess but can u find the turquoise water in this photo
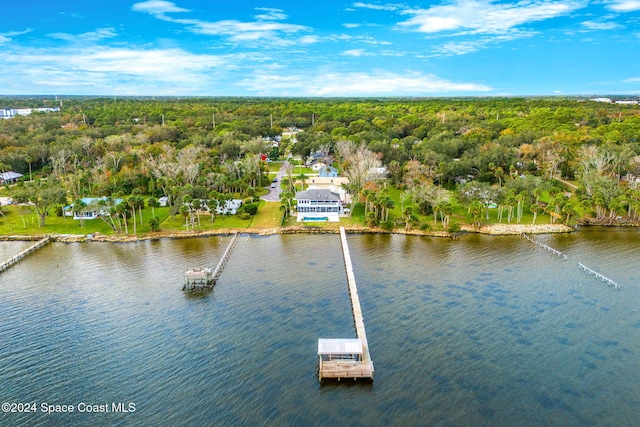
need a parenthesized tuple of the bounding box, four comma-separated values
(0, 229, 639, 426)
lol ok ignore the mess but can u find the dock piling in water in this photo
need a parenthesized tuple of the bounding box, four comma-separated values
(577, 262, 619, 290)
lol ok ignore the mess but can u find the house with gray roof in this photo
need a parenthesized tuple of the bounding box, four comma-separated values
(295, 189, 343, 222)
(0, 171, 23, 185)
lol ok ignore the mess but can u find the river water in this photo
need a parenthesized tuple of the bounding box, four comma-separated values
(0, 228, 639, 426)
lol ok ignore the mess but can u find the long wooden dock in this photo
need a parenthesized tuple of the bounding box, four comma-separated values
(317, 227, 374, 381)
(183, 232, 239, 291)
(0, 236, 52, 273)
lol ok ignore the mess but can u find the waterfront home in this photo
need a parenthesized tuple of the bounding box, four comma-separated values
(64, 197, 122, 220)
(305, 176, 350, 204)
(0, 171, 23, 185)
(295, 189, 343, 222)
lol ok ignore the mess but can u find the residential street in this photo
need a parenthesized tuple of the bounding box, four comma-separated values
(261, 160, 290, 202)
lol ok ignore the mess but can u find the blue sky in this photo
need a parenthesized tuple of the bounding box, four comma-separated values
(2, 0, 640, 96)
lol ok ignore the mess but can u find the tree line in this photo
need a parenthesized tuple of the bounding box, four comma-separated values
(1, 96, 639, 229)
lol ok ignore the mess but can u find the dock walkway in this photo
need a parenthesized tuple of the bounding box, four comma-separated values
(318, 227, 374, 381)
(0, 236, 51, 273)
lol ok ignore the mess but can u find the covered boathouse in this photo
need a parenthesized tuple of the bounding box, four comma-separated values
(317, 338, 373, 381)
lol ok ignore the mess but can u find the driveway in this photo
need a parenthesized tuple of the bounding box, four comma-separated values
(261, 160, 290, 202)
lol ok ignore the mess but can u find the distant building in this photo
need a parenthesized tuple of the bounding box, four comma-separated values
(0, 107, 60, 119)
(0, 171, 23, 185)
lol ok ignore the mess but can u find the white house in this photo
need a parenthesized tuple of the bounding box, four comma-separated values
(64, 197, 122, 220)
(215, 199, 243, 215)
(296, 189, 343, 222)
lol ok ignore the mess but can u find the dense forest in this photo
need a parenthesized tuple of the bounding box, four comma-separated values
(1, 96, 639, 231)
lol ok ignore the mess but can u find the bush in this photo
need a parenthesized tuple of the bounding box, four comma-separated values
(239, 212, 251, 220)
(149, 217, 160, 232)
(241, 203, 258, 215)
(420, 223, 431, 231)
(380, 220, 394, 231)
(447, 223, 461, 233)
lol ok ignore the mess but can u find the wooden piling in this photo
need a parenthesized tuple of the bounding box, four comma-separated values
(577, 262, 619, 290)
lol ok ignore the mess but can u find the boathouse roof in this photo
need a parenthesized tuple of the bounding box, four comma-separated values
(318, 338, 363, 355)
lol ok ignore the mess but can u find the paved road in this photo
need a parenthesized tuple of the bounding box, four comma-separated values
(261, 161, 290, 202)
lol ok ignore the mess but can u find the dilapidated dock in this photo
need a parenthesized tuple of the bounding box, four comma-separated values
(318, 227, 374, 382)
(0, 236, 52, 273)
(182, 232, 239, 291)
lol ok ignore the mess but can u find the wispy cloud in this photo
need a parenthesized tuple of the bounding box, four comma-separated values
(607, 0, 640, 12)
(341, 49, 370, 56)
(240, 70, 492, 96)
(131, 0, 190, 18)
(254, 7, 288, 21)
(398, 0, 585, 35)
(48, 28, 118, 42)
(352, 2, 405, 11)
(581, 18, 621, 30)
(431, 30, 535, 56)
(133, 1, 312, 46)
(0, 45, 240, 95)
(0, 29, 33, 44)
(623, 77, 640, 82)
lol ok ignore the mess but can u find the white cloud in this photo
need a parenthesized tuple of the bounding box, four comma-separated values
(607, 0, 640, 12)
(581, 20, 621, 30)
(623, 77, 640, 82)
(132, 2, 312, 47)
(431, 31, 535, 56)
(398, 0, 585, 35)
(48, 28, 117, 42)
(0, 45, 238, 95)
(240, 70, 492, 96)
(341, 49, 369, 56)
(344, 23, 362, 28)
(0, 29, 33, 45)
(131, 0, 190, 17)
(352, 2, 404, 11)
(254, 8, 288, 21)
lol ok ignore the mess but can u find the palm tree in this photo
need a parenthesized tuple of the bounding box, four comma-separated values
(468, 200, 484, 228)
(72, 199, 87, 228)
(530, 203, 540, 225)
(148, 197, 159, 218)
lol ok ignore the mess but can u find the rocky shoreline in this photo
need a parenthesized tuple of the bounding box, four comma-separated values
(0, 222, 587, 243)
